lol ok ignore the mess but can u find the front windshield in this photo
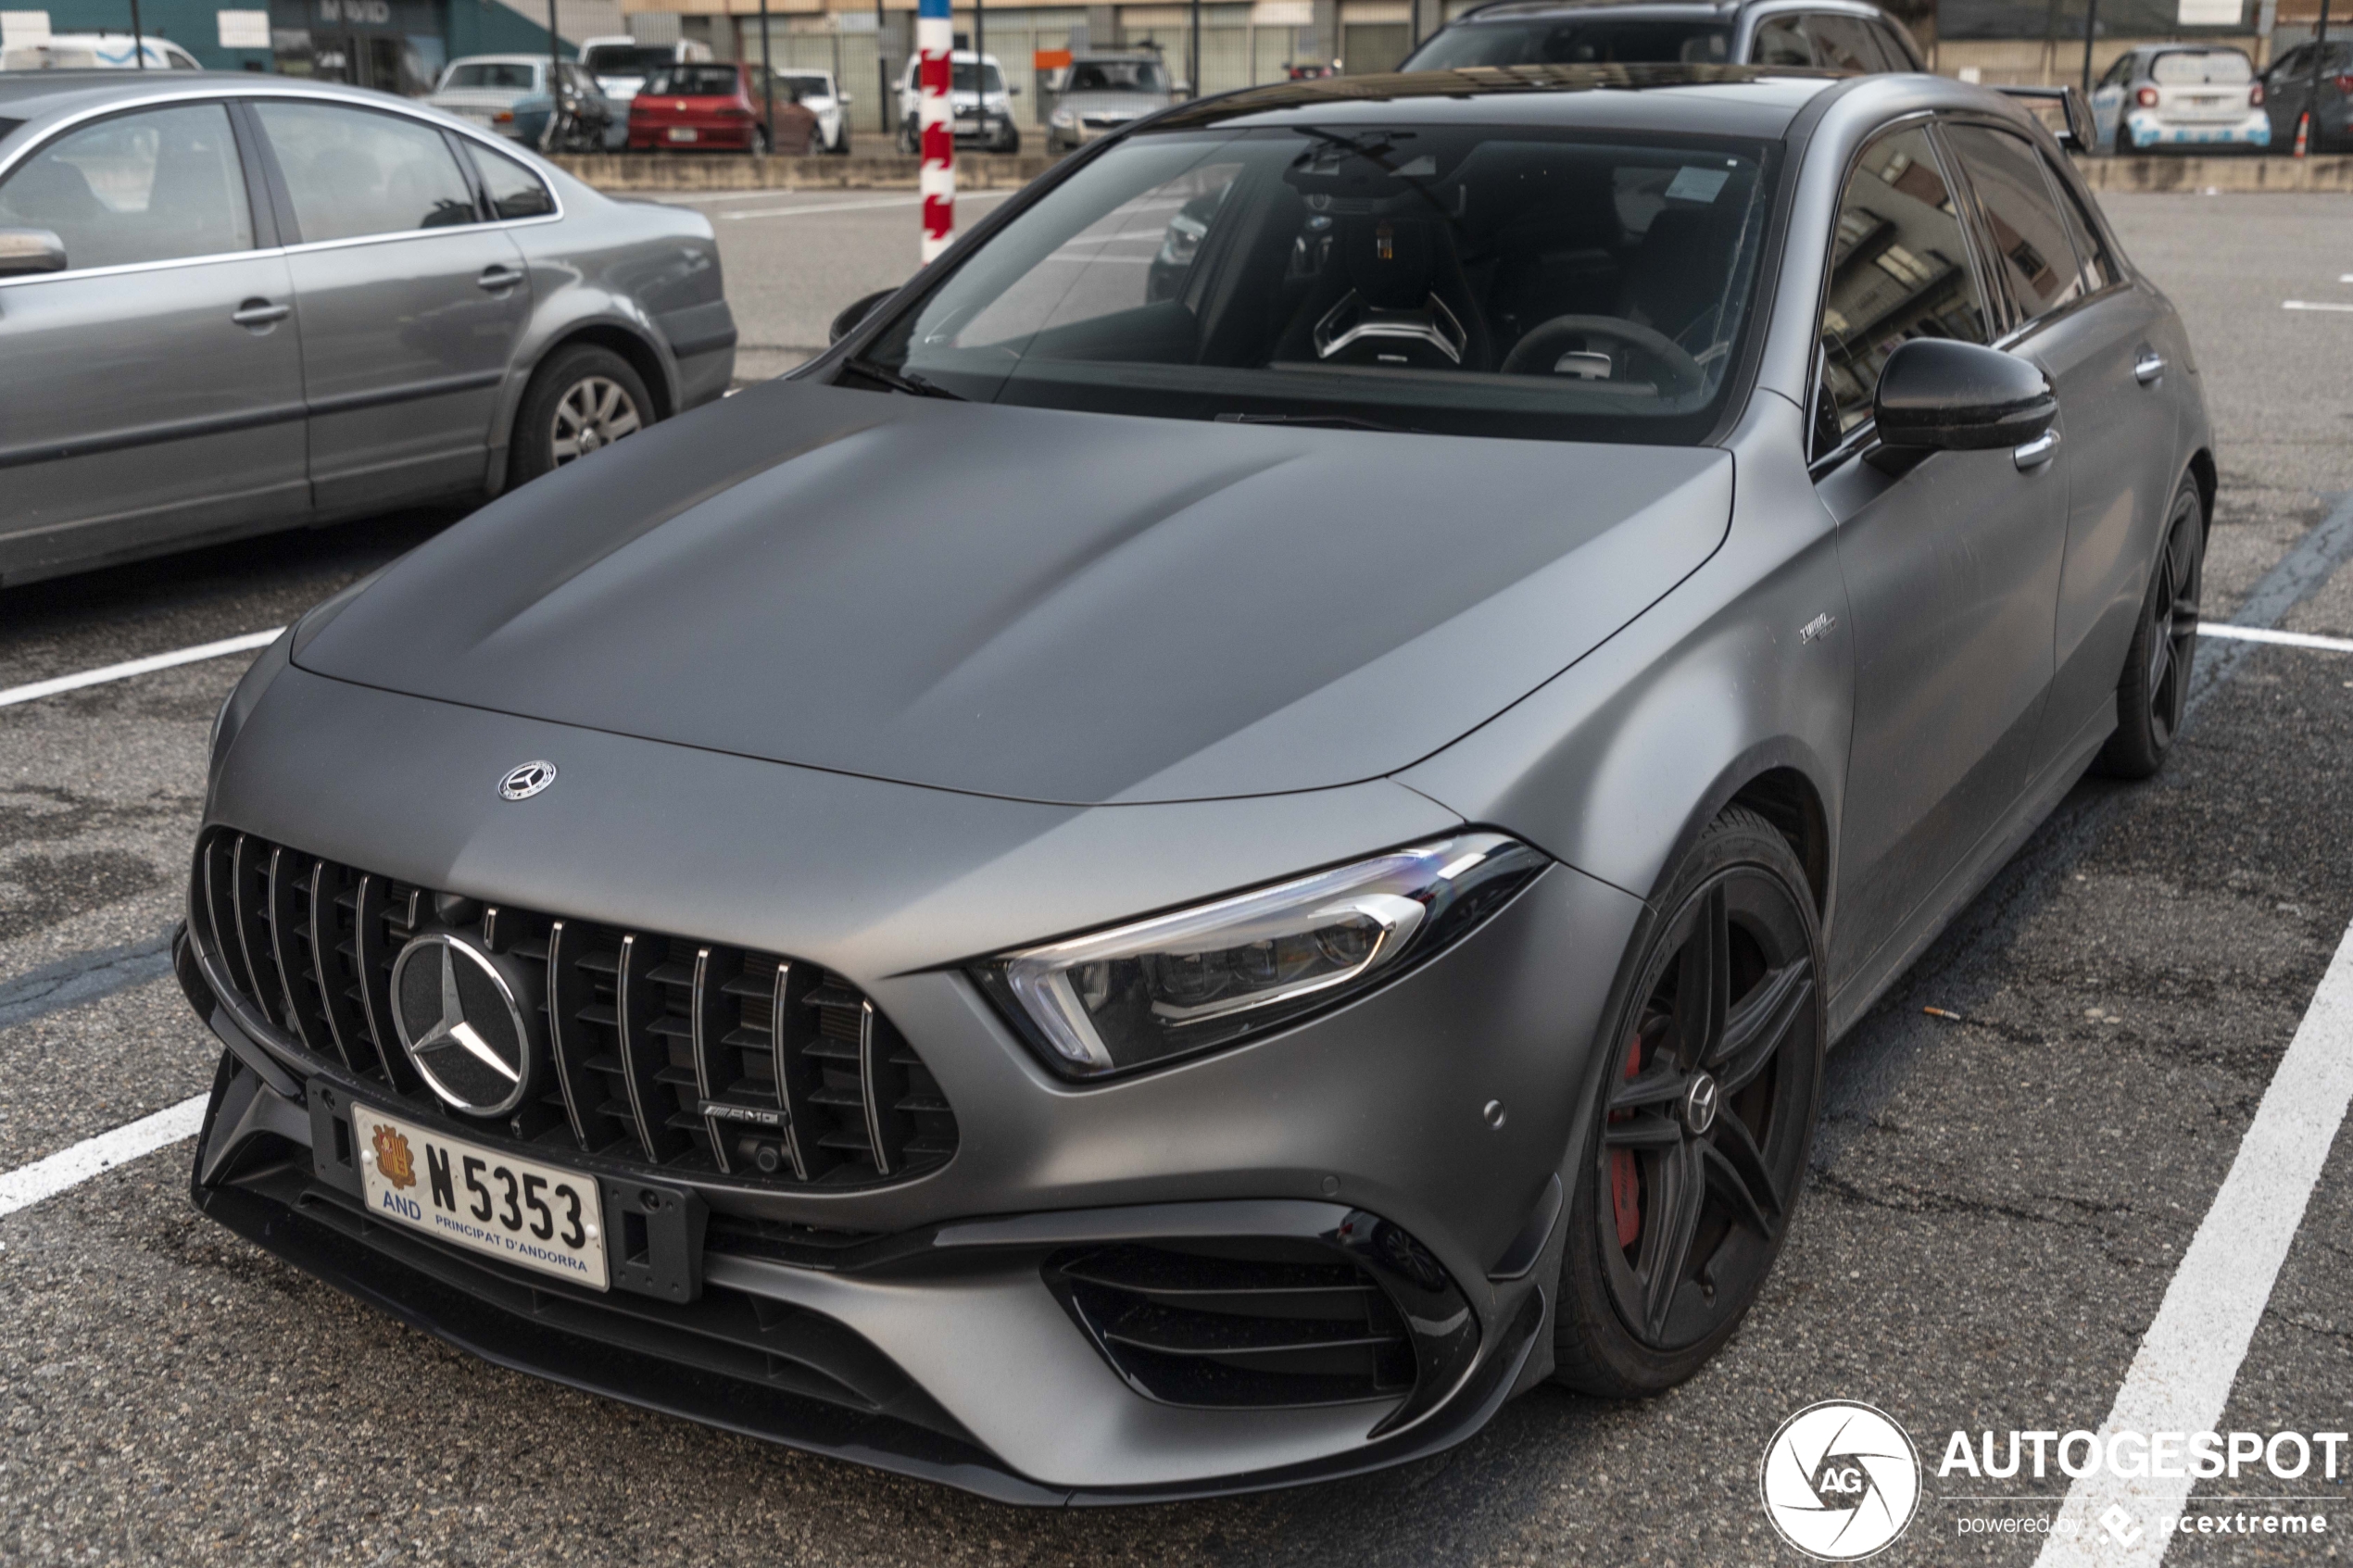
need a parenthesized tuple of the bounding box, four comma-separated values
(582, 44, 675, 76)
(781, 73, 831, 96)
(951, 61, 1009, 94)
(1068, 59, 1170, 92)
(859, 124, 1776, 445)
(2150, 49, 2252, 83)
(1404, 20, 1730, 69)
(445, 61, 537, 90)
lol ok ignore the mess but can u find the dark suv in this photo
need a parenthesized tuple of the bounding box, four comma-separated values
(1401, 0, 1923, 73)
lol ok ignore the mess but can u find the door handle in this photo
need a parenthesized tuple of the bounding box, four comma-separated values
(2013, 428, 2061, 470)
(477, 265, 525, 291)
(231, 298, 290, 327)
(2134, 351, 2167, 384)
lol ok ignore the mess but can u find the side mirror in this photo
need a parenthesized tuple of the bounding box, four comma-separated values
(841, 92, 853, 105)
(830, 286, 896, 345)
(1872, 338, 2056, 452)
(1008, 83, 1021, 95)
(0, 227, 66, 277)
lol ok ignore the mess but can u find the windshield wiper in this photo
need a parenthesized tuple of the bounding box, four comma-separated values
(1215, 411, 1425, 434)
(841, 356, 965, 401)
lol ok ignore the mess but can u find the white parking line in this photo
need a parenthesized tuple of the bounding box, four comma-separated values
(2035, 916, 2353, 1565)
(0, 628, 283, 710)
(2282, 300, 2353, 313)
(2199, 622, 2353, 653)
(0, 1096, 208, 1221)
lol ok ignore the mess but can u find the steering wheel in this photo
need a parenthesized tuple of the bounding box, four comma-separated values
(1499, 315, 1707, 396)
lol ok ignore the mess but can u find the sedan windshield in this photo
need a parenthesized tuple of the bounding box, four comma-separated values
(1404, 20, 1730, 69)
(646, 65, 741, 95)
(1068, 59, 1170, 91)
(859, 124, 1776, 445)
(2150, 49, 2252, 83)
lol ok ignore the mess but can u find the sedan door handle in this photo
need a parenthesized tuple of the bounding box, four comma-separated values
(2013, 428, 2061, 470)
(230, 298, 291, 327)
(477, 265, 525, 291)
(2134, 351, 2167, 384)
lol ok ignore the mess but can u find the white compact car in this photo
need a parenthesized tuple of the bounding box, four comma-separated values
(2091, 44, 2270, 153)
(776, 68, 850, 154)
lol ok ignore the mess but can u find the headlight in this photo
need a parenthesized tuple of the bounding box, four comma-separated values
(1051, 107, 1076, 128)
(974, 833, 1547, 1080)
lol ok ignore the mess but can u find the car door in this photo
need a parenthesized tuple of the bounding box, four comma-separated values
(1945, 119, 2177, 771)
(247, 98, 531, 515)
(2090, 53, 2134, 145)
(1811, 122, 2069, 988)
(0, 99, 306, 583)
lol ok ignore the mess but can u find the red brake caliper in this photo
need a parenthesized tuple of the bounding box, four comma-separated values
(1608, 1036, 1642, 1248)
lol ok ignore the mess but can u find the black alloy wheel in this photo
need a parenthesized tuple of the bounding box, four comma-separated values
(2097, 477, 2205, 778)
(1553, 808, 1825, 1396)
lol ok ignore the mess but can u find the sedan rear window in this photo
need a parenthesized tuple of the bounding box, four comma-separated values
(581, 44, 677, 76)
(1405, 20, 1730, 69)
(2150, 50, 2253, 82)
(445, 61, 537, 90)
(644, 65, 741, 96)
(859, 124, 1776, 445)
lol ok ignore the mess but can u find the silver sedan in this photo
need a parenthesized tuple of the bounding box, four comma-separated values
(0, 73, 735, 587)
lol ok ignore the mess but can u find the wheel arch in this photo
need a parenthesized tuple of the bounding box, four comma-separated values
(487, 320, 677, 496)
(2186, 445, 2217, 525)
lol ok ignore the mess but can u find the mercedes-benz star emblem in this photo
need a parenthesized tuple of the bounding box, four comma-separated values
(497, 760, 557, 801)
(389, 934, 534, 1116)
(1681, 1072, 1720, 1136)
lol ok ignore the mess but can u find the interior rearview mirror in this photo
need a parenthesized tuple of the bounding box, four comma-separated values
(830, 286, 897, 345)
(0, 227, 67, 278)
(1872, 338, 2057, 453)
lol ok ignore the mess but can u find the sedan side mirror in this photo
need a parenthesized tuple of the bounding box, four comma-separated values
(830, 286, 897, 345)
(1872, 338, 2056, 452)
(0, 227, 67, 277)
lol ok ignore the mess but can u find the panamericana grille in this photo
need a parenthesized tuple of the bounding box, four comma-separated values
(1045, 1240, 1416, 1409)
(189, 829, 957, 1188)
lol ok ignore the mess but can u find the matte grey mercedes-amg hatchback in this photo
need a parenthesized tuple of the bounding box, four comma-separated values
(178, 63, 2210, 1501)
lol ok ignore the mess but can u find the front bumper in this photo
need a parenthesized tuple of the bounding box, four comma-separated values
(2123, 109, 2271, 148)
(186, 667, 1642, 1496)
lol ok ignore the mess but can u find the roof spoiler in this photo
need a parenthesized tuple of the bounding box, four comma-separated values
(1994, 84, 2095, 152)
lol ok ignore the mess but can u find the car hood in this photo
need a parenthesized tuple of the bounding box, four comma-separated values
(1058, 92, 1166, 118)
(295, 381, 1730, 805)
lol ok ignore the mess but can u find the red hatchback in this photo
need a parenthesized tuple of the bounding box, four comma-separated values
(627, 62, 819, 154)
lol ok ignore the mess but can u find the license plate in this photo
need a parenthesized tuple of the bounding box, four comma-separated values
(354, 1105, 609, 1290)
(667, 126, 698, 142)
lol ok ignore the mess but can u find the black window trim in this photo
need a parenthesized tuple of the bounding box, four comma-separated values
(1935, 112, 2125, 349)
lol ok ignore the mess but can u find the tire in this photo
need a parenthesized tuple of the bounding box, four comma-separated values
(2095, 476, 2206, 779)
(506, 345, 655, 489)
(1551, 807, 1827, 1399)
(749, 125, 772, 156)
(898, 117, 920, 156)
(2116, 119, 2135, 156)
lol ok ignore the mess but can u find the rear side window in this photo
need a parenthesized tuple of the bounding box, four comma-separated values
(2047, 162, 2119, 294)
(468, 142, 555, 220)
(1816, 125, 1992, 446)
(0, 103, 253, 271)
(1806, 15, 1882, 71)
(1942, 122, 2082, 323)
(1750, 16, 1815, 65)
(257, 102, 479, 243)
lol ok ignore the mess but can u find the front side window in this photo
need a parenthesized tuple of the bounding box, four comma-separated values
(1943, 122, 2082, 323)
(467, 141, 555, 220)
(0, 103, 252, 271)
(2100, 53, 2139, 88)
(1815, 124, 1990, 448)
(1405, 19, 1730, 68)
(861, 124, 1777, 445)
(256, 102, 478, 243)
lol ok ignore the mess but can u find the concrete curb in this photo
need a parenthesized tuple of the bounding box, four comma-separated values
(550, 152, 1058, 192)
(2073, 154, 2353, 192)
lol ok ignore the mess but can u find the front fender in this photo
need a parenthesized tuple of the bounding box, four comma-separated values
(1396, 391, 1853, 934)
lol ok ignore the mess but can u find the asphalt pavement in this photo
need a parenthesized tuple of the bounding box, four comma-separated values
(4, 192, 2353, 1565)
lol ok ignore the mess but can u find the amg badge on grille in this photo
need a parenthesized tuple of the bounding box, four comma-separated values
(497, 760, 558, 800)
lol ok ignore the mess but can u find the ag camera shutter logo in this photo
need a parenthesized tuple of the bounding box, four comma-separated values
(1760, 1400, 1922, 1560)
